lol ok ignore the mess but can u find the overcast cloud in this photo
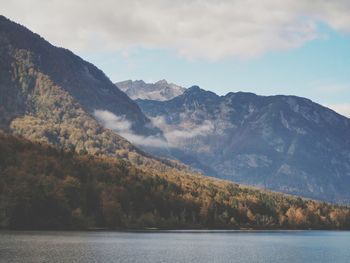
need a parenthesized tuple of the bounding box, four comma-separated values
(2, 0, 350, 60)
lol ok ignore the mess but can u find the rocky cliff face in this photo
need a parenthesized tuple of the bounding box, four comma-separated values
(116, 79, 185, 101)
(137, 86, 350, 204)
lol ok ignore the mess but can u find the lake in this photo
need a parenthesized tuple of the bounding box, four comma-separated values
(0, 230, 349, 262)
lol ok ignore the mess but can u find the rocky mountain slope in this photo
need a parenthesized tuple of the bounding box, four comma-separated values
(116, 79, 185, 101)
(137, 86, 350, 204)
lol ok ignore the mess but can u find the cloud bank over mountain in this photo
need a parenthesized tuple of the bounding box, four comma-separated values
(94, 110, 215, 148)
(2, 0, 350, 60)
(94, 110, 168, 148)
(151, 116, 215, 146)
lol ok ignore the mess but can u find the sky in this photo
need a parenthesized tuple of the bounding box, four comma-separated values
(1, 0, 350, 117)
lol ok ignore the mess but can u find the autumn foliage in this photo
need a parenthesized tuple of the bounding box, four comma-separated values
(1, 133, 350, 230)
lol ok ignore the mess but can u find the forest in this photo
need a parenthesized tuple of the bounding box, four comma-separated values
(1, 132, 350, 230)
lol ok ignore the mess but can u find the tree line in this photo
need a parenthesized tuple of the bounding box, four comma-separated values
(1, 133, 350, 230)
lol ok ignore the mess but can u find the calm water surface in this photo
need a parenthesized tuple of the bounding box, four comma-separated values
(0, 230, 349, 263)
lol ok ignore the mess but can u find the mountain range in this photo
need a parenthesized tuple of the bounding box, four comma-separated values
(123, 83, 350, 204)
(1, 15, 350, 230)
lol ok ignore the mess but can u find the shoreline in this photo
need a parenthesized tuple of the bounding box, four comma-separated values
(1, 228, 349, 233)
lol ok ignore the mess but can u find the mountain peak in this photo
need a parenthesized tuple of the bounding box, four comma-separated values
(225, 91, 258, 97)
(183, 85, 218, 98)
(116, 79, 185, 101)
(155, 79, 168, 85)
(187, 85, 201, 91)
(134, 79, 146, 85)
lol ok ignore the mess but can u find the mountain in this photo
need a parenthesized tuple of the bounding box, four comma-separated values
(136, 86, 350, 204)
(116, 79, 185, 101)
(1, 132, 350, 230)
(0, 15, 173, 170)
(1, 16, 350, 231)
(0, 15, 162, 135)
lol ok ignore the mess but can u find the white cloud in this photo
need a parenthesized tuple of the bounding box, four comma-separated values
(94, 110, 214, 148)
(94, 110, 168, 147)
(94, 110, 132, 133)
(166, 122, 213, 141)
(151, 116, 214, 146)
(2, 0, 350, 60)
(326, 104, 350, 118)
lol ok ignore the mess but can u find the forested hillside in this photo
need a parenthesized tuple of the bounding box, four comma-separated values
(1, 133, 350, 230)
(0, 14, 169, 173)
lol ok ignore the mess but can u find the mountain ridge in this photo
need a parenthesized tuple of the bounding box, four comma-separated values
(0, 15, 194, 177)
(116, 79, 185, 101)
(0, 15, 159, 136)
(136, 84, 350, 204)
